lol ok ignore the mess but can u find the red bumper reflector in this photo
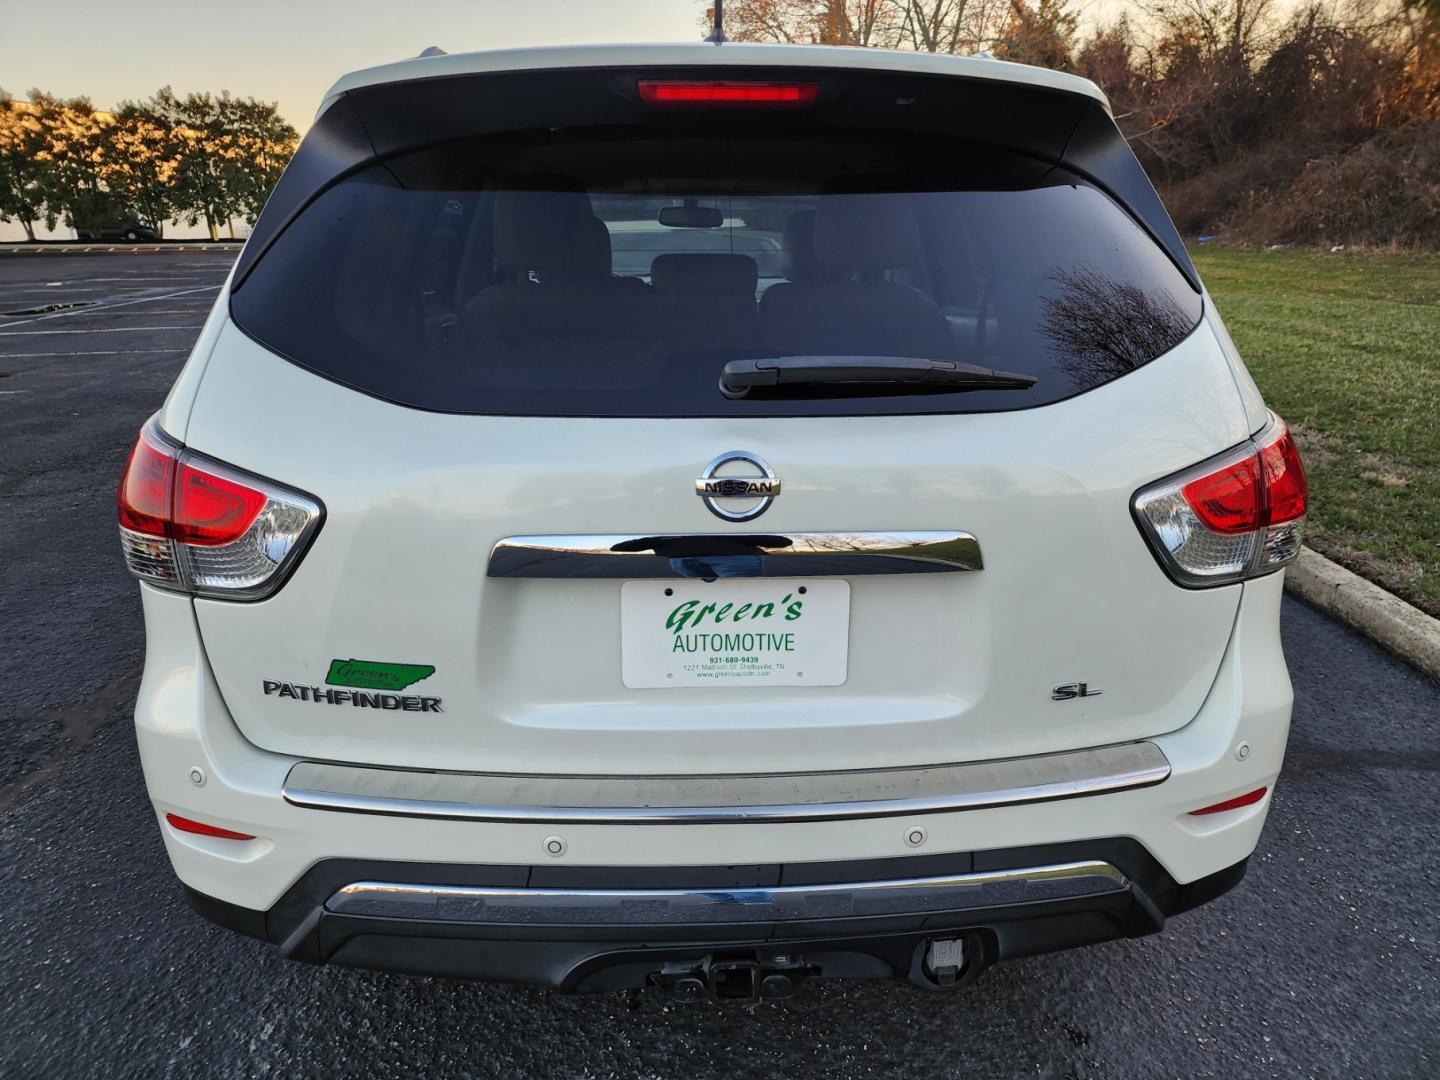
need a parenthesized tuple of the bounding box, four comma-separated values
(638, 80, 818, 106)
(165, 813, 255, 840)
(1188, 787, 1268, 816)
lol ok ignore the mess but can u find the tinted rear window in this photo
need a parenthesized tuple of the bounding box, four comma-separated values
(231, 130, 1201, 417)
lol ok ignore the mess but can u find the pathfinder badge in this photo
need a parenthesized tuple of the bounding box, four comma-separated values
(262, 680, 442, 713)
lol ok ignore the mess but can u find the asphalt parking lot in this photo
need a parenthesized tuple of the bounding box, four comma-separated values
(1, 252, 1437, 1078)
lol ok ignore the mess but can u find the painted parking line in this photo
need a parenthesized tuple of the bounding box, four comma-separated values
(0, 284, 221, 297)
(0, 296, 218, 307)
(35, 273, 228, 280)
(0, 301, 218, 320)
(0, 294, 213, 307)
(0, 348, 191, 358)
(0, 326, 205, 336)
(96, 309, 214, 316)
(0, 245, 240, 254)
(0, 283, 216, 299)
(0, 311, 213, 319)
(0, 285, 222, 328)
(0, 310, 215, 320)
(0, 279, 230, 289)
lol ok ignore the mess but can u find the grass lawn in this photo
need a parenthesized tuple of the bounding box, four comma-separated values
(1191, 248, 1440, 617)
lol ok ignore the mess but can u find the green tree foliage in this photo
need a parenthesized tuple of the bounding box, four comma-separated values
(148, 88, 298, 241)
(227, 96, 299, 225)
(0, 86, 297, 241)
(107, 101, 184, 237)
(27, 91, 115, 237)
(0, 92, 51, 241)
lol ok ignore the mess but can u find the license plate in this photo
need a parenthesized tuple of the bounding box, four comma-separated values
(621, 579, 850, 689)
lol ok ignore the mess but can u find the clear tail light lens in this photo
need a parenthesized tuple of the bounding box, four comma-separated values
(117, 417, 323, 600)
(1133, 413, 1307, 588)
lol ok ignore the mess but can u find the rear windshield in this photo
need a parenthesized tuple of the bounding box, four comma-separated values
(231, 130, 1201, 417)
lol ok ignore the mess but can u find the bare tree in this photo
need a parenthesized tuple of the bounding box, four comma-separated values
(895, 0, 1002, 53)
(996, 0, 1080, 68)
(726, 0, 904, 44)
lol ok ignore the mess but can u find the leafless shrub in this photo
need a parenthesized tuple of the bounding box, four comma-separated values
(722, 0, 1440, 246)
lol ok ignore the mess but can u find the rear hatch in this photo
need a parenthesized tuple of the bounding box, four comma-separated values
(185, 58, 1249, 774)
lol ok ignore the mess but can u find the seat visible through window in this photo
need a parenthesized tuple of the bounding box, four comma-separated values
(650, 253, 758, 354)
(759, 198, 951, 360)
(462, 191, 657, 385)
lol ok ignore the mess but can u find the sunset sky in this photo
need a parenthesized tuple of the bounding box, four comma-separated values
(1, 0, 710, 132)
(2, 0, 1129, 239)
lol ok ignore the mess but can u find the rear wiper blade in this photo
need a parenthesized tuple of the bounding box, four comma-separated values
(719, 355, 1037, 399)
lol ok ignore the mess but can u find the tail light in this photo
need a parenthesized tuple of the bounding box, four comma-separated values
(117, 416, 322, 600)
(1133, 414, 1307, 588)
(637, 80, 819, 107)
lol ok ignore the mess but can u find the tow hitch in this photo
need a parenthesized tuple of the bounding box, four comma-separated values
(924, 938, 965, 986)
(651, 954, 817, 1002)
(908, 931, 988, 991)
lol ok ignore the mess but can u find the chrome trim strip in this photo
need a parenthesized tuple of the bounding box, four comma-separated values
(283, 742, 1170, 825)
(487, 531, 983, 578)
(324, 861, 1129, 925)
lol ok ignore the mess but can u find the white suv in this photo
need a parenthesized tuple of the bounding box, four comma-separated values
(119, 43, 1305, 998)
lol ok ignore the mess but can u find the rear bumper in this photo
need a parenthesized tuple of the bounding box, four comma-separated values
(134, 570, 1291, 982)
(280, 740, 1171, 824)
(185, 840, 1248, 991)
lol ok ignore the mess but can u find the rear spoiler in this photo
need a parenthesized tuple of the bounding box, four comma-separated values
(231, 65, 1198, 293)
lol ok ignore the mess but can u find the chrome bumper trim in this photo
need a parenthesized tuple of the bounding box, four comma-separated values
(486, 531, 983, 578)
(283, 742, 1170, 825)
(325, 860, 1129, 925)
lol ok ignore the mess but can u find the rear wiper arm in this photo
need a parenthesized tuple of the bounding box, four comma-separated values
(719, 355, 1037, 399)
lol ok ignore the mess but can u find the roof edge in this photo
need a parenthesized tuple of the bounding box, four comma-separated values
(319, 42, 1109, 118)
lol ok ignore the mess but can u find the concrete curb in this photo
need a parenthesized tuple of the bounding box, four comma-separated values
(0, 243, 241, 256)
(1286, 546, 1440, 682)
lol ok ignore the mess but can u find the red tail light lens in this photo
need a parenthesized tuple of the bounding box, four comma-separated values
(1180, 456, 1263, 534)
(1133, 413, 1307, 587)
(165, 813, 255, 840)
(173, 462, 267, 545)
(1257, 424, 1308, 524)
(119, 426, 267, 545)
(117, 427, 177, 537)
(117, 416, 322, 600)
(638, 80, 819, 107)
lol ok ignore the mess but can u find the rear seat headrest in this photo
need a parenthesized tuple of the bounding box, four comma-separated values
(579, 217, 612, 277)
(813, 196, 923, 270)
(492, 189, 594, 272)
(538, 215, 614, 283)
(781, 210, 818, 282)
(650, 253, 758, 294)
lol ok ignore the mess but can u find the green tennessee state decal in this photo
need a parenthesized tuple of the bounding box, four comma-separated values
(325, 659, 436, 691)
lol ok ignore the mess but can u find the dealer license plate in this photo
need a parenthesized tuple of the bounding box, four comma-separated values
(620, 579, 850, 689)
